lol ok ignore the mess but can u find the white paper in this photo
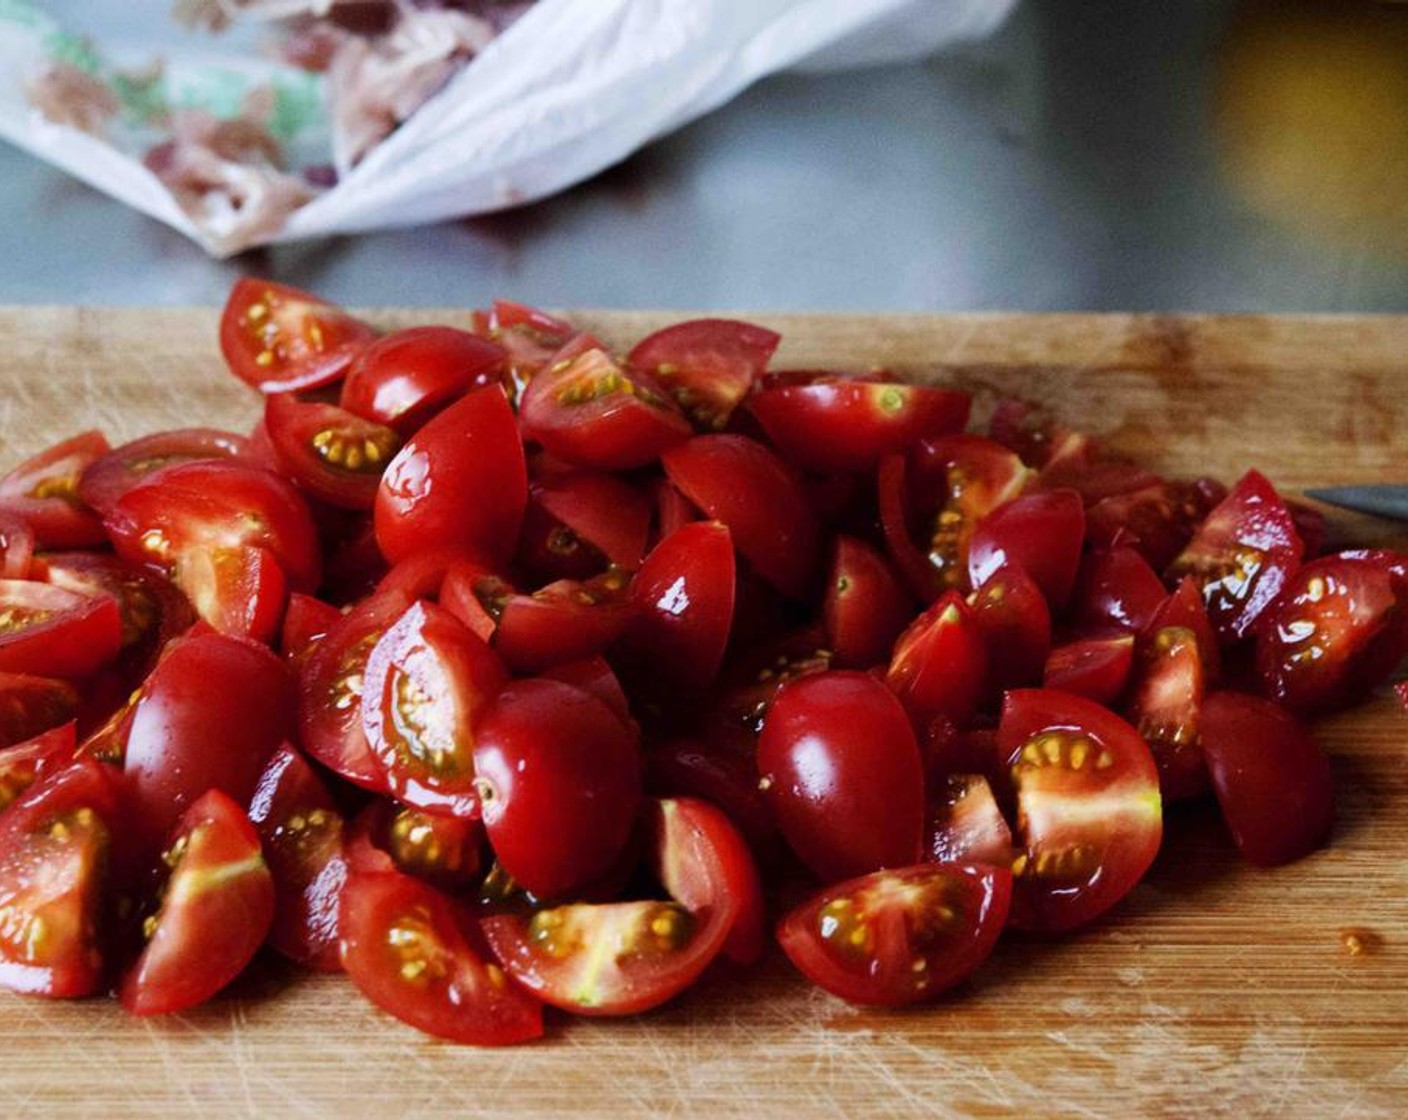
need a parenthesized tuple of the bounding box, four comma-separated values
(0, 0, 1015, 257)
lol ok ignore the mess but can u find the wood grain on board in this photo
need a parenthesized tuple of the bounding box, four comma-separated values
(0, 307, 1404, 1119)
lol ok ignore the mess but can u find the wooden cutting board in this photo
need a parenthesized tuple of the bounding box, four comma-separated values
(0, 308, 1406, 1119)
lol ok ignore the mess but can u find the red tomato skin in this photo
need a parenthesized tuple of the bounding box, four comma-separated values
(0, 430, 110, 548)
(619, 521, 736, 694)
(78, 428, 253, 518)
(0, 758, 120, 997)
(520, 347, 693, 471)
(1166, 469, 1304, 644)
(0, 721, 77, 813)
(885, 592, 989, 729)
(1255, 553, 1408, 714)
(280, 593, 342, 661)
(1087, 478, 1226, 572)
(0, 581, 123, 680)
(644, 734, 778, 858)
(119, 789, 275, 1015)
(247, 744, 348, 970)
(362, 601, 508, 817)
(529, 471, 652, 573)
(662, 435, 820, 600)
(627, 318, 780, 431)
(1043, 635, 1135, 706)
(1200, 692, 1333, 867)
(1070, 547, 1167, 636)
(776, 862, 1012, 1007)
(646, 796, 765, 966)
(124, 632, 295, 867)
(967, 561, 1052, 696)
(823, 536, 915, 670)
(997, 689, 1163, 933)
(758, 671, 925, 882)
(748, 379, 971, 473)
(219, 278, 376, 393)
(340, 326, 509, 436)
(967, 489, 1085, 611)
(375, 386, 527, 568)
(105, 459, 322, 594)
(340, 869, 543, 1045)
(473, 679, 642, 900)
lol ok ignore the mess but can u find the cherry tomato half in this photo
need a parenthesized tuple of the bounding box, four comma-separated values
(220, 278, 376, 394)
(997, 689, 1162, 933)
(77, 428, 253, 517)
(1200, 691, 1333, 867)
(340, 325, 508, 436)
(0, 430, 110, 548)
(265, 394, 401, 511)
(473, 678, 642, 900)
(0, 580, 123, 680)
(119, 789, 275, 1015)
(628, 318, 780, 431)
(758, 670, 924, 882)
(361, 600, 507, 816)
(0, 759, 119, 997)
(340, 868, 543, 1045)
(375, 386, 527, 568)
(777, 862, 1011, 1006)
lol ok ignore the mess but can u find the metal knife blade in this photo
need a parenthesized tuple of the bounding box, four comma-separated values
(1302, 486, 1408, 522)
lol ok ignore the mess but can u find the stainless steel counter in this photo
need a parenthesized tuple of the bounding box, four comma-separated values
(4, 0, 1408, 311)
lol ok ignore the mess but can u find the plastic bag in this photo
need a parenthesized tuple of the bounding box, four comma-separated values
(0, 0, 1015, 257)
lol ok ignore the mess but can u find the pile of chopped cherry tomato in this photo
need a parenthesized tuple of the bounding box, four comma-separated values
(0, 278, 1395, 1043)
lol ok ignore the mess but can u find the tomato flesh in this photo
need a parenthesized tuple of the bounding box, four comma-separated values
(0, 580, 123, 680)
(362, 600, 507, 817)
(885, 592, 989, 730)
(1166, 470, 1303, 644)
(220, 278, 376, 393)
(0, 430, 110, 549)
(628, 318, 780, 431)
(777, 863, 1011, 1006)
(998, 689, 1162, 932)
(0, 759, 118, 997)
(119, 789, 275, 1015)
(341, 868, 542, 1044)
(266, 394, 401, 511)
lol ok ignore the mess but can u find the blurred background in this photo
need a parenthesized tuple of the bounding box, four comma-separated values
(5, 0, 1408, 311)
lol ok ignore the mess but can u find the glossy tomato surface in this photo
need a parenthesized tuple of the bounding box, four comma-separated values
(885, 592, 988, 729)
(341, 326, 508, 435)
(926, 774, 1014, 867)
(340, 868, 543, 1045)
(0, 580, 123, 680)
(106, 459, 322, 593)
(375, 386, 527, 567)
(297, 590, 407, 789)
(1200, 692, 1334, 867)
(1043, 635, 1135, 706)
(777, 862, 1011, 1006)
(758, 671, 924, 882)
(1166, 469, 1303, 644)
(78, 428, 253, 518)
(124, 632, 294, 866)
(823, 535, 914, 670)
(661, 435, 820, 600)
(749, 377, 970, 473)
(520, 345, 692, 470)
(967, 489, 1084, 610)
(1256, 553, 1408, 714)
(119, 789, 274, 1015)
(997, 689, 1162, 932)
(619, 520, 736, 695)
(247, 744, 348, 970)
(361, 601, 507, 817)
(473, 678, 641, 900)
